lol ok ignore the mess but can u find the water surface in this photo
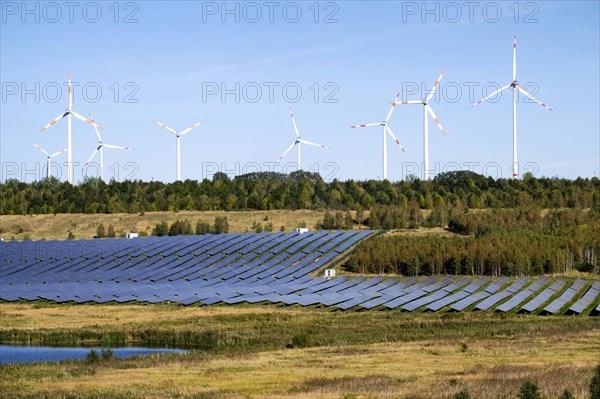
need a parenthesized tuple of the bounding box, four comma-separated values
(0, 344, 187, 364)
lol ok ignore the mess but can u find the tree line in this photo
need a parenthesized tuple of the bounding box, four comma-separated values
(2, 170, 599, 215)
(151, 216, 230, 236)
(344, 208, 600, 276)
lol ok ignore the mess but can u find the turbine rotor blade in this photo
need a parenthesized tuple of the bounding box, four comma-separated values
(104, 144, 135, 150)
(276, 142, 296, 162)
(88, 114, 103, 141)
(32, 142, 49, 156)
(298, 139, 332, 149)
(390, 100, 422, 105)
(517, 87, 553, 111)
(179, 120, 204, 136)
(385, 126, 405, 152)
(513, 35, 517, 82)
(289, 107, 301, 138)
(155, 120, 178, 135)
(426, 105, 446, 135)
(31, 143, 50, 157)
(351, 122, 381, 128)
(40, 112, 68, 132)
(71, 111, 102, 129)
(470, 84, 511, 108)
(48, 148, 67, 158)
(385, 92, 401, 122)
(84, 148, 100, 166)
(425, 69, 446, 103)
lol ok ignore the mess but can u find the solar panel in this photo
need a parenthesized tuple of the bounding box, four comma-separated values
(520, 279, 565, 313)
(426, 290, 470, 311)
(1, 234, 596, 315)
(542, 279, 586, 315)
(567, 282, 600, 314)
(402, 289, 450, 311)
(451, 290, 491, 311)
(495, 288, 535, 312)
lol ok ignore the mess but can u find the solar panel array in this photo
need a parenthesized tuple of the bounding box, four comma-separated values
(1, 233, 598, 315)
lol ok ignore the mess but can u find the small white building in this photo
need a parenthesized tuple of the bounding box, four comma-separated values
(324, 269, 336, 278)
(126, 233, 139, 239)
(295, 228, 310, 234)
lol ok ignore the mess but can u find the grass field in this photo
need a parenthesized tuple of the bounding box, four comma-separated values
(0, 209, 458, 241)
(1, 303, 599, 398)
(0, 210, 332, 241)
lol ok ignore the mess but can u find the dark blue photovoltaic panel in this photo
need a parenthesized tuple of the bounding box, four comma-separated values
(451, 290, 491, 311)
(520, 279, 565, 313)
(542, 279, 586, 314)
(568, 282, 600, 314)
(0, 235, 596, 314)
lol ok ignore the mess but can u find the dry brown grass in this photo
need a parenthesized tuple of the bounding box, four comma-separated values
(0, 210, 330, 241)
(0, 209, 465, 242)
(1, 303, 599, 398)
(2, 332, 598, 398)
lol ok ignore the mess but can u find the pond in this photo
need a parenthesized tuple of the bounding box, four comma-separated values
(0, 344, 187, 365)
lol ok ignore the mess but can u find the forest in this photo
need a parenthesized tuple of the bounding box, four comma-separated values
(1, 171, 599, 215)
(344, 207, 600, 276)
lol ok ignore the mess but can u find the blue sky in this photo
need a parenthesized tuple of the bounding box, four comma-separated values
(1, 0, 599, 183)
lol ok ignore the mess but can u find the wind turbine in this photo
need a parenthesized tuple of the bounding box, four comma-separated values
(32, 142, 67, 179)
(84, 114, 135, 181)
(470, 35, 552, 179)
(391, 70, 447, 180)
(155, 119, 204, 181)
(276, 107, 332, 171)
(351, 92, 405, 180)
(39, 74, 101, 184)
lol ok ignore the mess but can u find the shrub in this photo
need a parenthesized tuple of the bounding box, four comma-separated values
(96, 223, 106, 238)
(86, 349, 100, 363)
(558, 389, 574, 399)
(452, 389, 471, 399)
(518, 379, 541, 399)
(100, 348, 115, 361)
(107, 224, 116, 238)
(291, 332, 314, 348)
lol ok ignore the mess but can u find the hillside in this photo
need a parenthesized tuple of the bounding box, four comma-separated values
(0, 210, 330, 241)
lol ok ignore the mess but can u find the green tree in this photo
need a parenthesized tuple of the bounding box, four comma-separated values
(518, 380, 541, 399)
(452, 389, 471, 399)
(213, 216, 229, 234)
(96, 224, 106, 238)
(107, 224, 116, 238)
(558, 389, 574, 399)
(152, 221, 169, 236)
(86, 349, 100, 363)
(195, 221, 212, 235)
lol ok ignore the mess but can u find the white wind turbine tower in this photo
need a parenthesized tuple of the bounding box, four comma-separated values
(32, 142, 67, 179)
(351, 92, 405, 180)
(40, 74, 101, 184)
(391, 70, 447, 180)
(471, 35, 552, 179)
(84, 114, 135, 181)
(276, 107, 332, 171)
(155, 119, 204, 181)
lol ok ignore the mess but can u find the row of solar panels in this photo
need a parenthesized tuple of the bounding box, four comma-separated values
(1, 274, 598, 315)
(0, 230, 371, 284)
(1, 233, 599, 314)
